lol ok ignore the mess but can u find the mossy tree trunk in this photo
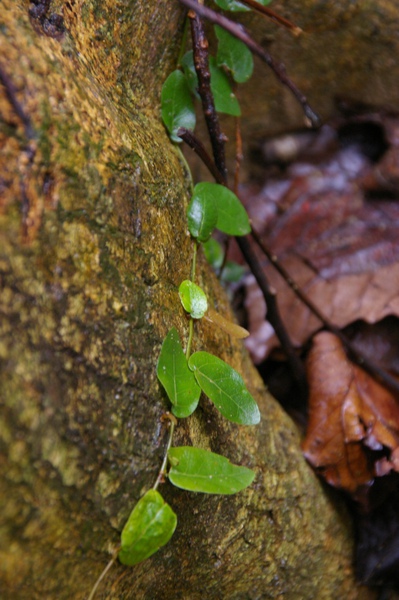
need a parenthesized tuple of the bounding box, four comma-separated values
(2, 1, 393, 598)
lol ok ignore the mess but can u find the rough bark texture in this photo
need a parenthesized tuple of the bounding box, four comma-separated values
(0, 1, 390, 598)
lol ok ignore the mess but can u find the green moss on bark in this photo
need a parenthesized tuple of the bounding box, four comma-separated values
(0, 1, 378, 599)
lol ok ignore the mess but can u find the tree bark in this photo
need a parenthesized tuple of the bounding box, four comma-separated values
(0, 1, 389, 598)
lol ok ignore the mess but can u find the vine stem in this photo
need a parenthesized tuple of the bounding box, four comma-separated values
(87, 547, 121, 600)
(153, 414, 177, 490)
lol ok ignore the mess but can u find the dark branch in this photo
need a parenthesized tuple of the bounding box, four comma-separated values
(189, 8, 227, 180)
(236, 235, 308, 397)
(251, 228, 399, 396)
(177, 127, 226, 185)
(178, 0, 320, 128)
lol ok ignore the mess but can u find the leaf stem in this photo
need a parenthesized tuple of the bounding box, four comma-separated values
(87, 547, 120, 600)
(153, 413, 177, 490)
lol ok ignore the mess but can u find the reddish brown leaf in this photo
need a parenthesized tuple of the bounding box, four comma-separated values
(240, 118, 399, 362)
(302, 332, 399, 494)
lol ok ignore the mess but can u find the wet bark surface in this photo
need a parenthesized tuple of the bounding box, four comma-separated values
(0, 1, 390, 598)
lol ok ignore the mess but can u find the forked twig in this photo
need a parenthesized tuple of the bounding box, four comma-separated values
(178, 0, 320, 127)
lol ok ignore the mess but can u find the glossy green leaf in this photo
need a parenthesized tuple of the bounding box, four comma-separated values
(161, 70, 196, 143)
(214, 0, 271, 12)
(157, 327, 201, 418)
(188, 351, 260, 425)
(215, 26, 253, 83)
(180, 52, 240, 116)
(209, 58, 241, 116)
(203, 238, 224, 269)
(193, 182, 250, 236)
(168, 446, 255, 494)
(187, 185, 218, 242)
(118, 490, 177, 566)
(179, 280, 208, 319)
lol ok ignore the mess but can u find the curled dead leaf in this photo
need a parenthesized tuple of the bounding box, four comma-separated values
(302, 332, 399, 495)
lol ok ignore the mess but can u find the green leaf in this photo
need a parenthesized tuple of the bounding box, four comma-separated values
(215, 26, 253, 83)
(203, 238, 224, 269)
(180, 52, 240, 116)
(157, 327, 201, 418)
(118, 490, 177, 566)
(179, 280, 208, 319)
(209, 58, 241, 116)
(187, 185, 218, 242)
(214, 0, 271, 12)
(168, 446, 255, 494)
(161, 70, 196, 143)
(192, 182, 250, 236)
(188, 351, 260, 425)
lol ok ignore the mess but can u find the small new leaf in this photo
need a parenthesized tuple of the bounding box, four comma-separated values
(179, 280, 208, 319)
(118, 490, 177, 566)
(215, 26, 253, 83)
(161, 70, 196, 142)
(187, 185, 218, 242)
(168, 446, 255, 494)
(157, 327, 201, 418)
(188, 351, 260, 425)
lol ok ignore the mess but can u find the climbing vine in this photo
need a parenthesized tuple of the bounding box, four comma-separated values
(88, 1, 317, 597)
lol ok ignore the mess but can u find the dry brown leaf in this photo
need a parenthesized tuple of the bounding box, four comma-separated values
(240, 118, 399, 362)
(302, 332, 399, 494)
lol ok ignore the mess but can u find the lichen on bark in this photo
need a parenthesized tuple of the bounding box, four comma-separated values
(0, 1, 379, 598)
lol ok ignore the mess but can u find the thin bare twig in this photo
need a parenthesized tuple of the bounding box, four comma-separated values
(251, 228, 399, 396)
(237, 0, 302, 36)
(236, 236, 308, 396)
(178, 0, 320, 127)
